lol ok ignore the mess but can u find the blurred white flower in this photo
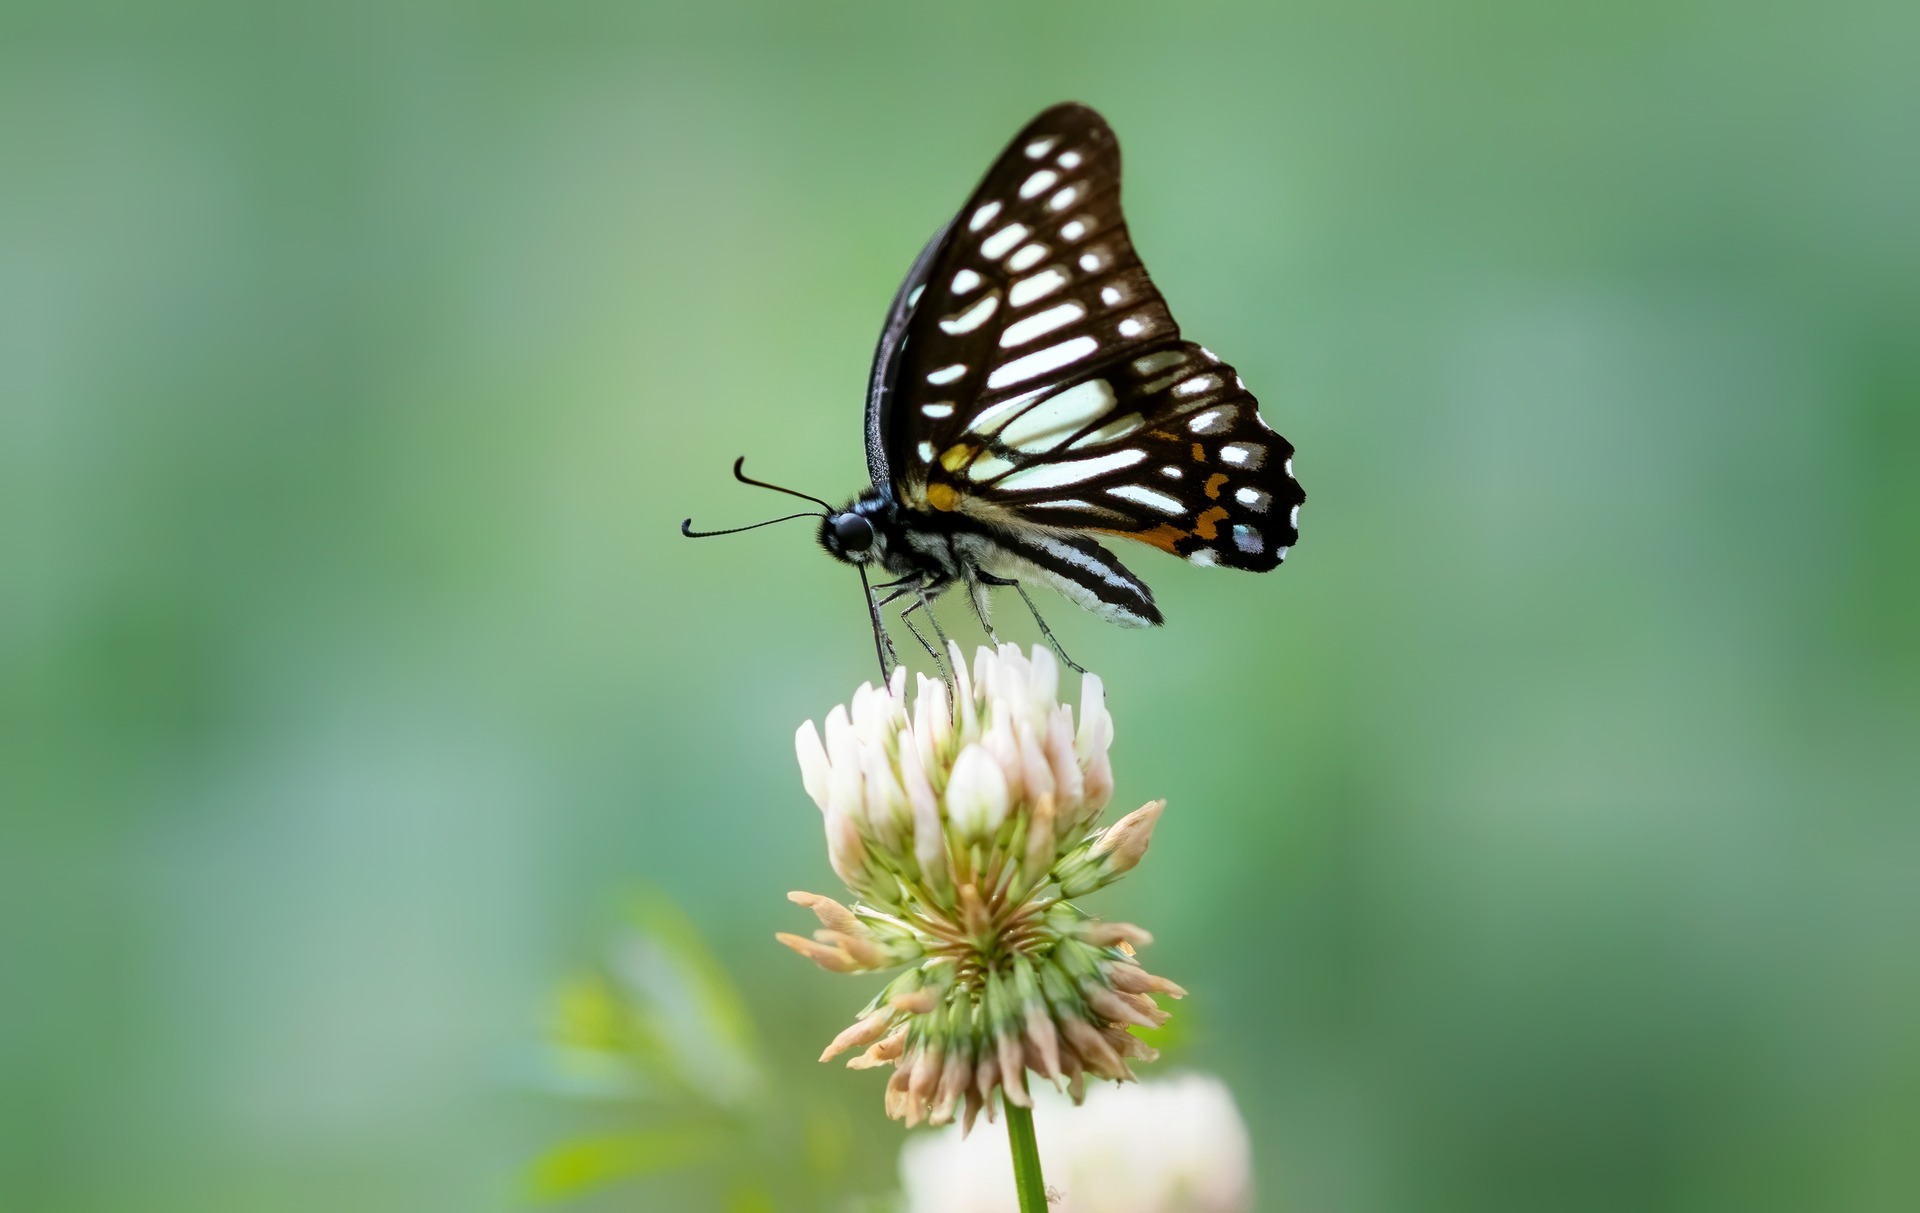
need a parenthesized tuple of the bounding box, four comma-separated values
(899, 1073, 1254, 1213)
(780, 644, 1181, 1130)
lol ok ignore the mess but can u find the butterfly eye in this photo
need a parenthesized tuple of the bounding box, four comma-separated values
(832, 513, 876, 553)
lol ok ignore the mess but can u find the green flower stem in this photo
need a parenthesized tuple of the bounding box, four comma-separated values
(1004, 1099, 1047, 1212)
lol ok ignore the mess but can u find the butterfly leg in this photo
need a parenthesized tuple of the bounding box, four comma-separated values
(907, 582, 958, 689)
(858, 565, 901, 682)
(963, 576, 998, 643)
(896, 598, 953, 687)
(973, 571, 1087, 674)
(871, 575, 957, 687)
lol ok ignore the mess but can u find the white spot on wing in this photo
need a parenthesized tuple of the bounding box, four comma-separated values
(968, 452, 1016, 481)
(980, 223, 1029, 260)
(1060, 219, 1088, 242)
(1188, 408, 1232, 434)
(1048, 185, 1080, 211)
(1008, 242, 1048, 272)
(999, 379, 1117, 452)
(1174, 375, 1220, 397)
(1160, 466, 1184, 479)
(1118, 316, 1146, 337)
(1079, 251, 1106, 272)
(917, 441, 936, 462)
(927, 364, 966, 386)
(1020, 169, 1059, 199)
(965, 386, 1049, 436)
(1289, 503, 1301, 527)
(1000, 301, 1084, 348)
(1132, 351, 1186, 375)
(986, 335, 1099, 389)
(1189, 549, 1219, 567)
(1058, 150, 1083, 169)
(1100, 286, 1122, 305)
(1107, 483, 1186, 515)
(1067, 411, 1144, 450)
(907, 284, 924, 308)
(1236, 486, 1271, 512)
(940, 293, 1000, 334)
(922, 403, 955, 419)
(969, 201, 1002, 232)
(1220, 442, 1266, 468)
(952, 269, 982, 294)
(997, 447, 1147, 491)
(1008, 268, 1068, 307)
(1025, 136, 1058, 159)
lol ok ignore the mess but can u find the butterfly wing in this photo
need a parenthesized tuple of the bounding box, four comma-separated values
(865, 220, 953, 488)
(876, 102, 1305, 571)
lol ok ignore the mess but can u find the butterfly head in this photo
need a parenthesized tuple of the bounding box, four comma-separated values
(818, 490, 894, 567)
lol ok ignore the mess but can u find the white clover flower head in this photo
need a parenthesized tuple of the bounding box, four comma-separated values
(780, 644, 1180, 1132)
(899, 1074, 1254, 1213)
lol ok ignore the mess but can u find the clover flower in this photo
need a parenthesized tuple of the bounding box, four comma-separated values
(780, 644, 1184, 1133)
(900, 1074, 1254, 1213)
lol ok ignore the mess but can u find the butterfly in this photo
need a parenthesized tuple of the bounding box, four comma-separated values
(685, 103, 1304, 679)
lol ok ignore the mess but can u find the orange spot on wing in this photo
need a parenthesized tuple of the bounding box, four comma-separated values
(1149, 429, 1178, 441)
(1102, 523, 1187, 554)
(1194, 506, 1230, 540)
(926, 482, 961, 512)
(1191, 443, 1207, 462)
(1203, 473, 1229, 500)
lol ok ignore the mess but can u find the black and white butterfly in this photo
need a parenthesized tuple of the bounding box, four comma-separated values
(686, 103, 1305, 678)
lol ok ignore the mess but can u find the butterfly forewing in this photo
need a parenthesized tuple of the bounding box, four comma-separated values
(883, 107, 1174, 480)
(878, 103, 1304, 571)
(865, 220, 953, 488)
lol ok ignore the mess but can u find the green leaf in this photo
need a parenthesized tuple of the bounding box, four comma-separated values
(613, 889, 765, 1104)
(725, 1180, 776, 1213)
(523, 1128, 723, 1202)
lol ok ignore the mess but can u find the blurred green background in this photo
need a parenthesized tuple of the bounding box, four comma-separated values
(3, 1, 1916, 1210)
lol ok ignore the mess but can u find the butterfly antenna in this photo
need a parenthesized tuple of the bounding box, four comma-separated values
(730, 456, 836, 512)
(681, 512, 822, 539)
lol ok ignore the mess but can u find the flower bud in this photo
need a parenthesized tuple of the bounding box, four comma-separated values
(1074, 673, 1111, 763)
(979, 712, 1024, 804)
(945, 743, 1010, 841)
(1044, 706, 1083, 811)
(795, 721, 832, 813)
(859, 746, 908, 854)
(1093, 800, 1163, 869)
(897, 732, 952, 903)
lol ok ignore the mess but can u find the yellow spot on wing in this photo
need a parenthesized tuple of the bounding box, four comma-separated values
(1191, 443, 1207, 462)
(939, 443, 977, 473)
(927, 482, 961, 512)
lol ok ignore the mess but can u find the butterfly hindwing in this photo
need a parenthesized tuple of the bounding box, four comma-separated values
(963, 342, 1303, 571)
